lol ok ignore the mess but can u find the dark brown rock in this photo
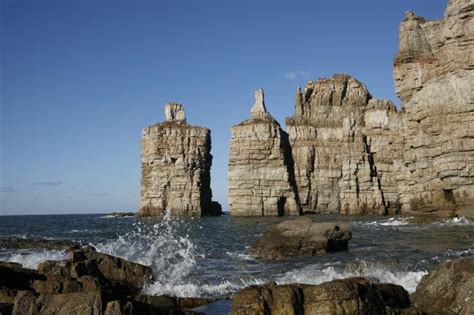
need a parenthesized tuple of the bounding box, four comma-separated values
(231, 278, 410, 314)
(0, 262, 45, 291)
(248, 217, 351, 260)
(411, 256, 474, 314)
(0, 237, 86, 252)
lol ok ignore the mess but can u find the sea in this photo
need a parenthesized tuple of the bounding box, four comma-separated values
(1, 212, 473, 312)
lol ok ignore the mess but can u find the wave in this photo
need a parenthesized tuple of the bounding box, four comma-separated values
(432, 216, 472, 227)
(0, 250, 69, 269)
(94, 209, 202, 297)
(354, 217, 413, 227)
(275, 261, 427, 293)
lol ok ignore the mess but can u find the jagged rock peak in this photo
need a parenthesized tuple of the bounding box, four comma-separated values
(250, 88, 269, 119)
(165, 102, 186, 124)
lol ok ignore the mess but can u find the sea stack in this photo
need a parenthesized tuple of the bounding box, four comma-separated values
(393, 1, 474, 216)
(228, 89, 301, 216)
(286, 75, 397, 215)
(139, 103, 220, 216)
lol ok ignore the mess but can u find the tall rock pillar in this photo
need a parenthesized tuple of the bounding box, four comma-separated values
(139, 103, 219, 217)
(228, 89, 301, 216)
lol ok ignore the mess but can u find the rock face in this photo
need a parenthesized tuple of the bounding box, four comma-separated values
(230, 278, 411, 314)
(393, 0, 474, 216)
(286, 75, 397, 215)
(248, 217, 351, 261)
(228, 0, 473, 217)
(0, 244, 212, 314)
(139, 103, 221, 217)
(411, 256, 474, 315)
(228, 90, 301, 216)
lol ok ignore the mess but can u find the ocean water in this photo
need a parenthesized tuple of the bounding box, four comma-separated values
(0, 212, 473, 299)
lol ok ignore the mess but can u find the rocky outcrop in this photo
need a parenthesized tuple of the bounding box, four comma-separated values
(248, 217, 351, 261)
(393, 0, 474, 216)
(230, 278, 411, 314)
(411, 256, 474, 314)
(139, 103, 221, 217)
(0, 245, 213, 314)
(286, 75, 395, 215)
(228, 89, 301, 216)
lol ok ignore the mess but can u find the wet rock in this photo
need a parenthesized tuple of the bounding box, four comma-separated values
(228, 89, 302, 216)
(248, 217, 351, 260)
(139, 102, 219, 217)
(411, 256, 474, 314)
(230, 278, 410, 314)
(0, 262, 45, 291)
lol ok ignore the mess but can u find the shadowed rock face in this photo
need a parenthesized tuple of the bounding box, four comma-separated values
(393, 0, 474, 217)
(228, 90, 302, 216)
(139, 103, 221, 217)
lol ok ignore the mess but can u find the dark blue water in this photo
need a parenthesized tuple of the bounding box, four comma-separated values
(0, 212, 473, 298)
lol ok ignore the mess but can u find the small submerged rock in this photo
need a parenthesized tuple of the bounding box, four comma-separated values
(0, 238, 87, 252)
(248, 217, 352, 261)
(106, 212, 136, 218)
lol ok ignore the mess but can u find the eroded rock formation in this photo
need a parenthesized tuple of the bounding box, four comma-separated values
(139, 103, 220, 217)
(228, 89, 301, 216)
(229, 0, 472, 217)
(286, 75, 396, 215)
(393, 0, 474, 216)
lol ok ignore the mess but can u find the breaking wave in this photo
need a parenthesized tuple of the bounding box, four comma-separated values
(354, 217, 413, 227)
(432, 216, 472, 227)
(0, 250, 69, 269)
(276, 261, 427, 293)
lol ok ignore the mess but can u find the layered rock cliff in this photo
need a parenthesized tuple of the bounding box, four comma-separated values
(286, 75, 393, 215)
(394, 0, 474, 216)
(139, 103, 219, 217)
(228, 89, 301, 216)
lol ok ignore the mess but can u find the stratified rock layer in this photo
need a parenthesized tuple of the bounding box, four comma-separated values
(393, 0, 474, 216)
(286, 75, 394, 215)
(139, 103, 218, 217)
(228, 90, 301, 216)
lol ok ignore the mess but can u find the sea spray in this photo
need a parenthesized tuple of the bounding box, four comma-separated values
(94, 209, 199, 294)
(0, 249, 69, 269)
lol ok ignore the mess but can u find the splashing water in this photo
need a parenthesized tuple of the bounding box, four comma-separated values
(0, 250, 69, 269)
(94, 209, 198, 296)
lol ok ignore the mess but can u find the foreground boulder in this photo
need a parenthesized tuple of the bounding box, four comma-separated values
(411, 256, 474, 315)
(248, 217, 351, 261)
(0, 244, 212, 314)
(231, 277, 411, 314)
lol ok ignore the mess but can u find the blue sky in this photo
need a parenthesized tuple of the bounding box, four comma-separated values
(1, 0, 446, 215)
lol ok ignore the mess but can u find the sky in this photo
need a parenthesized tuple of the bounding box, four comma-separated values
(1, 0, 447, 215)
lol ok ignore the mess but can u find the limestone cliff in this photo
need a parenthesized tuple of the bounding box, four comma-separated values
(285, 75, 393, 215)
(394, 0, 474, 216)
(139, 103, 219, 217)
(228, 90, 301, 216)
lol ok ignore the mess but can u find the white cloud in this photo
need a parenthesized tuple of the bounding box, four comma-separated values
(285, 70, 312, 81)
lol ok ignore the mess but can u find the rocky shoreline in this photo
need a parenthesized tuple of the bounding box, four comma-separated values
(0, 236, 472, 314)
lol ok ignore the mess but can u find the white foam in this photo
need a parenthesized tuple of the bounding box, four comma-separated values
(94, 209, 201, 296)
(355, 217, 413, 227)
(433, 217, 472, 226)
(0, 250, 69, 269)
(276, 262, 427, 293)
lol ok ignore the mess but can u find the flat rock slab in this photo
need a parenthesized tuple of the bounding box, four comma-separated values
(248, 217, 352, 261)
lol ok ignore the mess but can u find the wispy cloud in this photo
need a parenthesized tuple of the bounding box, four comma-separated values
(0, 186, 16, 193)
(33, 181, 63, 186)
(285, 70, 312, 81)
(89, 192, 108, 197)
